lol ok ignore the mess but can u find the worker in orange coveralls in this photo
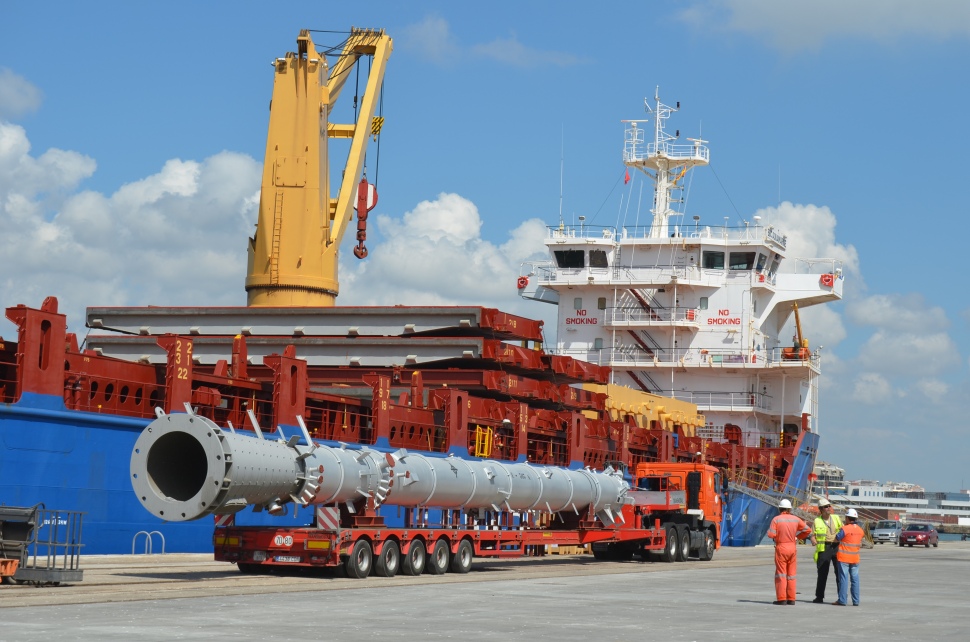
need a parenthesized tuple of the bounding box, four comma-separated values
(766, 499, 813, 605)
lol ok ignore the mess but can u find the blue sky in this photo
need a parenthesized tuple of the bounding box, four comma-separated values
(1, 1, 968, 490)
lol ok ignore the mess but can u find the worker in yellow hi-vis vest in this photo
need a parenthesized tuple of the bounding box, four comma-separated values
(810, 498, 843, 603)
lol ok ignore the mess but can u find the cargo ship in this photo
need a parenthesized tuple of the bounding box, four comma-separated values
(517, 89, 842, 544)
(0, 31, 840, 554)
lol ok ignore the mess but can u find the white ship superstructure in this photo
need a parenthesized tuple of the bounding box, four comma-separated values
(521, 89, 843, 455)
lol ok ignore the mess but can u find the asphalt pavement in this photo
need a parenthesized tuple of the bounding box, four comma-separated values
(1, 540, 967, 641)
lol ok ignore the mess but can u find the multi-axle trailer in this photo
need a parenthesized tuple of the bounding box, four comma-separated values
(132, 411, 722, 577)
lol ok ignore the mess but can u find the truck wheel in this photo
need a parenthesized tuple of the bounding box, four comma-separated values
(401, 540, 426, 576)
(374, 540, 400, 578)
(659, 526, 677, 563)
(698, 530, 715, 561)
(237, 563, 268, 575)
(344, 539, 373, 579)
(450, 539, 474, 574)
(675, 526, 690, 562)
(425, 538, 450, 575)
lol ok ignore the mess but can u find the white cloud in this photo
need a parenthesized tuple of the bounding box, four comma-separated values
(338, 193, 550, 322)
(851, 372, 895, 405)
(914, 378, 948, 402)
(0, 68, 42, 119)
(755, 202, 860, 279)
(471, 35, 583, 68)
(847, 293, 949, 332)
(678, 0, 970, 53)
(856, 330, 961, 377)
(400, 15, 462, 67)
(795, 304, 847, 352)
(0, 126, 260, 332)
(402, 16, 582, 68)
(0, 122, 96, 198)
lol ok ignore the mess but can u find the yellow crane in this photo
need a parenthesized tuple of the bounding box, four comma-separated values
(782, 302, 810, 360)
(246, 28, 393, 307)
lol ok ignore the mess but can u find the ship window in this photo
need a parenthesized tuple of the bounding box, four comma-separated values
(574, 297, 583, 310)
(756, 253, 767, 272)
(702, 251, 724, 269)
(593, 338, 603, 350)
(770, 254, 781, 273)
(729, 252, 756, 270)
(597, 297, 607, 310)
(554, 249, 585, 268)
(699, 297, 709, 310)
(589, 249, 609, 268)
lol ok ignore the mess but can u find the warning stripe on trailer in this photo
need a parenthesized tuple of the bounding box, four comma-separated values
(214, 514, 234, 528)
(316, 507, 340, 530)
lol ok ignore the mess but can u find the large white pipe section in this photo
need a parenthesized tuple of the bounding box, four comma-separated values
(131, 411, 629, 526)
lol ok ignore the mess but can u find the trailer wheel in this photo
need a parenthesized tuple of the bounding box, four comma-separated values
(659, 526, 677, 563)
(675, 526, 690, 562)
(401, 540, 426, 576)
(237, 563, 269, 575)
(344, 539, 373, 579)
(425, 538, 450, 575)
(374, 540, 400, 578)
(450, 539, 474, 574)
(698, 529, 715, 561)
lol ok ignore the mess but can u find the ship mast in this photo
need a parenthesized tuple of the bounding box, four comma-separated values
(622, 88, 709, 238)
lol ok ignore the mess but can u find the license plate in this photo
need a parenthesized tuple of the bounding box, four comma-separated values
(274, 555, 301, 563)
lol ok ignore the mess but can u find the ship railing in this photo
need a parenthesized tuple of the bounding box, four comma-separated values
(660, 390, 773, 413)
(623, 141, 710, 164)
(695, 425, 781, 447)
(519, 260, 559, 284)
(730, 469, 813, 508)
(580, 345, 819, 370)
(790, 257, 843, 276)
(546, 224, 617, 241)
(608, 306, 700, 325)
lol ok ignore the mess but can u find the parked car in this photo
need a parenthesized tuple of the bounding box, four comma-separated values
(899, 523, 939, 548)
(872, 519, 903, 544)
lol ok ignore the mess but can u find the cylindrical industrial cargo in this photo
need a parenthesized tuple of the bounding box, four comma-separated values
(130, 411, 628, 525)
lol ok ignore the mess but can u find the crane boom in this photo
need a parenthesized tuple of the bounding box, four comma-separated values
(245, 29, 392, 307)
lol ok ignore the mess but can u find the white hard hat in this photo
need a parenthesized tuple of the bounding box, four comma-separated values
(845, 508, 858, 518)
(818, 498, 831, 508)
(779, 499, 792, 509)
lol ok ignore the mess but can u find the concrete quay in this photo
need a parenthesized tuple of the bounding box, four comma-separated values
(1, 541, 967, 640)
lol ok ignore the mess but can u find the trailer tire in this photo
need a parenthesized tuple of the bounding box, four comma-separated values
(425, 538, 450, 575)
(675, 526, 690, 562)
(401, 540, 426, 576)
(345, 539, 373, 579)
(450, 539, 474, 574)
(374, 540, 400, 578)
(698, 529, 715, 561)
(659, 526, 677, 563)
(237, 563, 268, 575)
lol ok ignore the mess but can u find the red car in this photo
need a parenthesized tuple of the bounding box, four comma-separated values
(899, 523, 939, 547)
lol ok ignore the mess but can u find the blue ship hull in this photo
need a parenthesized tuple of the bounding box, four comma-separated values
(722, 431, 820, 546)
(3, 392, 816, 553)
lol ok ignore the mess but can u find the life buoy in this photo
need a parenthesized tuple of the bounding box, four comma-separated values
(820, 273, 834, 287)
(516, 276, 529, 289)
